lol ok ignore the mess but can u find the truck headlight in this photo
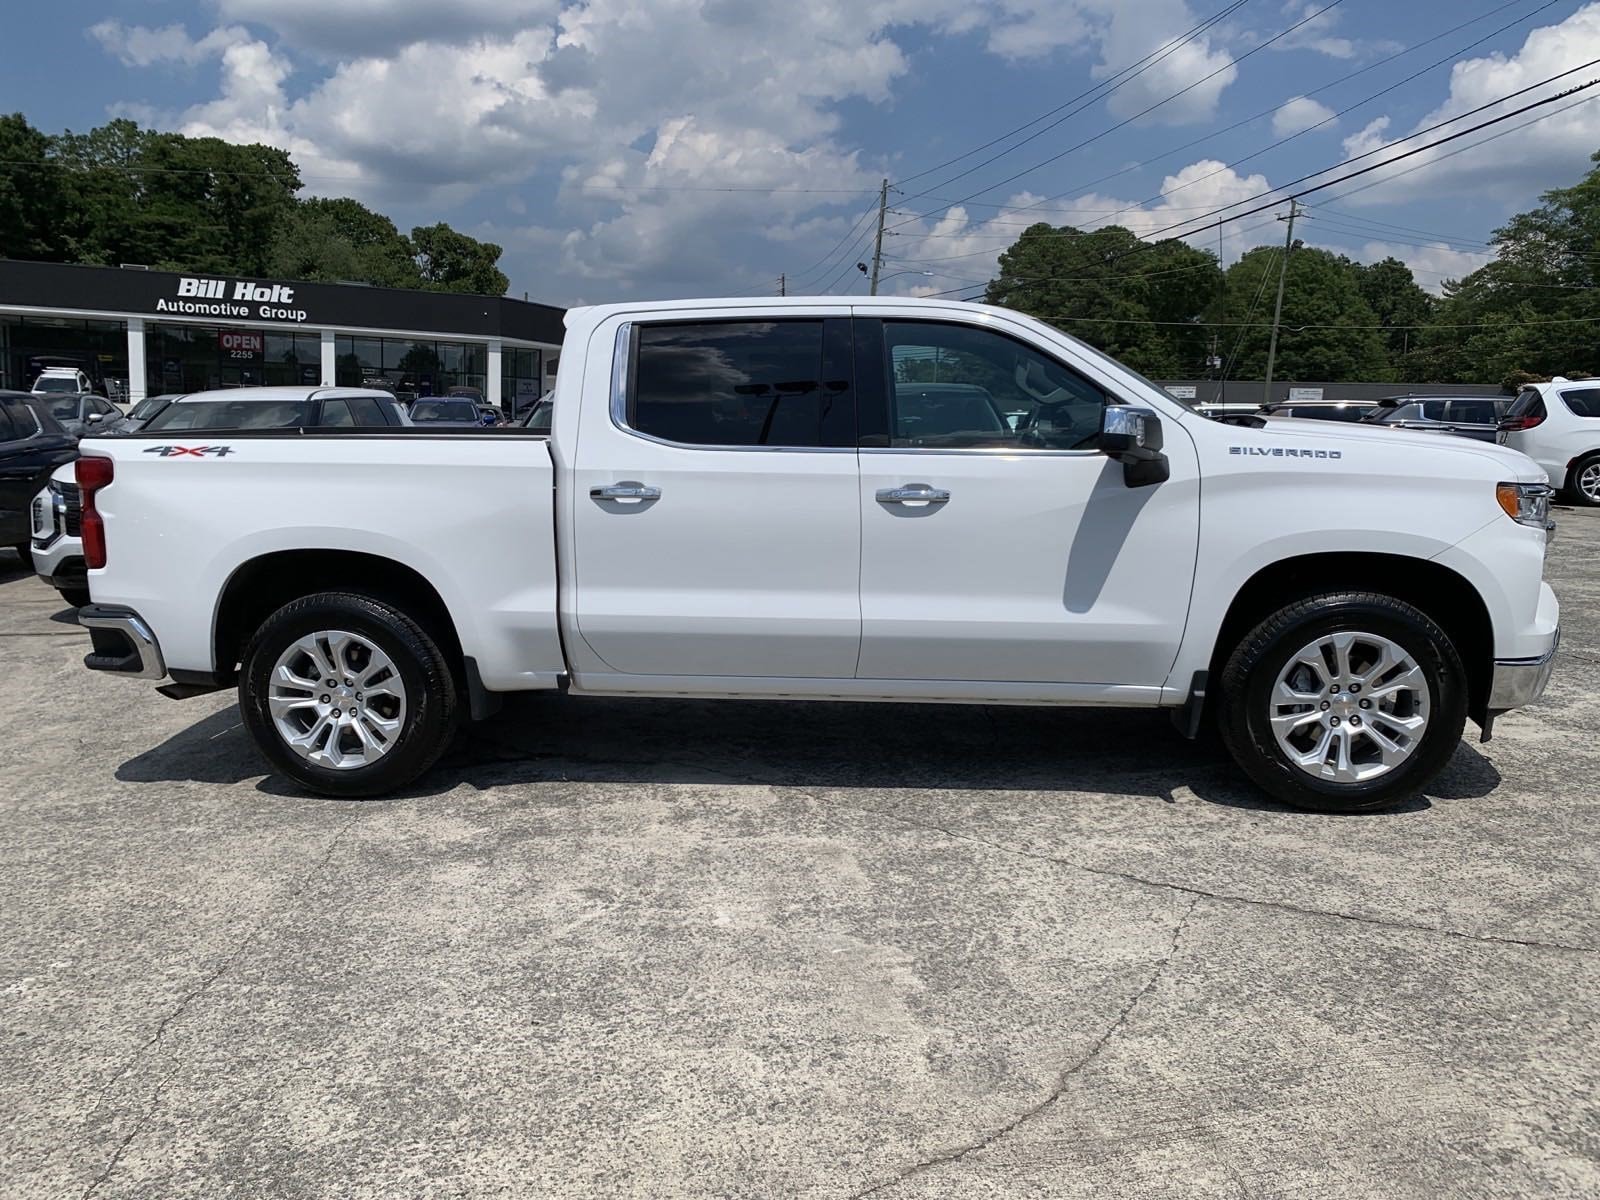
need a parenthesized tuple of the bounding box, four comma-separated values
(1497, 482, 1553, 530)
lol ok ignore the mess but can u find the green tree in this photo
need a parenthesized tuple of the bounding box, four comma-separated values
(1354, 256, 1434, 374)
(984, 223, 1221, 376)
(0, 113, 65, 259)
(1211, 246, 1388, 382)
(271, 197, 422, 287)
(410, 222, 509, 295)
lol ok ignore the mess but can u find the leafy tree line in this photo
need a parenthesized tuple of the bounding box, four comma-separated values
(983, 152, 1600, 386)
(0, 114, 509, 295)
(983, 222, 1432, 383)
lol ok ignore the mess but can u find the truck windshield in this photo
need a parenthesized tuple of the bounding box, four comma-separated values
(146, 400, 312, 430)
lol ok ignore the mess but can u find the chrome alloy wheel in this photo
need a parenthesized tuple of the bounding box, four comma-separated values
(1579, 460, 1600, 503)
(268, 630, 407, 770)
(1269, 631, 1431, 785)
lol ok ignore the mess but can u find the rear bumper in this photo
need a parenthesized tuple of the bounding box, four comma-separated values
(78, 605, 167, 680)
(1488, 627, 1560, 711)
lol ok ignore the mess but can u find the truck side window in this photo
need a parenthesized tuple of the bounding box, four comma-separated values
(880, 321, 1105, 450)
(630, 320, 837, 447)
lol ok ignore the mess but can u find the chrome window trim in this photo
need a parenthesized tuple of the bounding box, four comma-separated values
(857, 445, 1100, 457)
(607, 317, 856, 455)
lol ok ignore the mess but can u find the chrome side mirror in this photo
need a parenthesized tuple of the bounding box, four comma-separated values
(1100, 407, 1169, 488)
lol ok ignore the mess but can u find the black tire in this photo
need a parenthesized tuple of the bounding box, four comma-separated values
(12, 542, 33, 570)
(240, 591, 459, 797)
(1565, 453, 1600, 508)
(61, 587, 92, 609)
(1217, 592, 1467, 813)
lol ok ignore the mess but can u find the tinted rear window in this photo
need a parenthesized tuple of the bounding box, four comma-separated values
(147, 400, 312, 430)
(1507, 389, 1545, 419)
(411, 399, 478, 422)
(44, 397, 82, 421)
(630, 320, 829, 447)
(1560, 388, 1600, 418)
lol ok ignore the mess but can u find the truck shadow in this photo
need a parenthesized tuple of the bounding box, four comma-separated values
(116, 692, 1502, 813)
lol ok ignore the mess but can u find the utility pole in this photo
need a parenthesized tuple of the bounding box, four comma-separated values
(868, 178, 889, 296)
(1263, 198, 1300, 406)
(778, 274, 785, 297)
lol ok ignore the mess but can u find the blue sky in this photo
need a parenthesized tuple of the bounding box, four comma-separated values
(5, 1, 1600, 304)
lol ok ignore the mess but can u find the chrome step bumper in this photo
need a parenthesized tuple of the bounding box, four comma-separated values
(78, 605, 167, 681)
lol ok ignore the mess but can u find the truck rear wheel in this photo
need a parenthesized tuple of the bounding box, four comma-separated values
(240, 591, 458, 797)
(1216, 592, 1467, 813)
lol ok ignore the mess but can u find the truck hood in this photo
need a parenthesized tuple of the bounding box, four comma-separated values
(1257, 416, 1544, 480)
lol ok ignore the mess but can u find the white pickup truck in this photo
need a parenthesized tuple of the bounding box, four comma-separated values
(73, 297, 1560, 812)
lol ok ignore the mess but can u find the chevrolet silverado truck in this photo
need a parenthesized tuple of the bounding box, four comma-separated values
(73, 297, 1560, 812)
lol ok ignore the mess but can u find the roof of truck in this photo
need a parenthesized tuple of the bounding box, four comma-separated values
(563, 294, 992, 326)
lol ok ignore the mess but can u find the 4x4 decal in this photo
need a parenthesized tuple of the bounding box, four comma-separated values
(142, 445, 235, 457)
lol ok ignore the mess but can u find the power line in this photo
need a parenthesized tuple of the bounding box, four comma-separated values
(1002, 0, 1567, 231)
(888, 0, 1350, 230)
(891, 0, 1253, 189)
(980, 0, 1542, 224)
(914, 79, 1598, 300)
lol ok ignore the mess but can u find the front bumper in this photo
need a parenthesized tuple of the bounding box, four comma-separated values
(78, 605, 167, 681)
(1488, 627, 1560, 711)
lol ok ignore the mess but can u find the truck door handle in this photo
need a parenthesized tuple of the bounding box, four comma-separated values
(590, 483, 661, 501)
(876, 484, 950, 506)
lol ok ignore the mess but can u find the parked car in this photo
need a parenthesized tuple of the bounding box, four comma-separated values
(0, 391, 77, 567)
(40, 393, 127, 438)
(474, 403, 504, 427)
(1259, 400, 1375, 422)
(408, 398, 484, 427)
(140, 386, 412, 433)
(114, 394, 182, 434)
(73, 296, 1559, 814)
(1361, 396, 1510, 443)
(30, 470, 87, 607)
(30, 366, 94, 396)
(1498, 377, 1600, 506)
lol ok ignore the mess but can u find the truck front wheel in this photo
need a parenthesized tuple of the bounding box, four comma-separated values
(240, 591, 458, 797)
(1217, 592, 1467, 813)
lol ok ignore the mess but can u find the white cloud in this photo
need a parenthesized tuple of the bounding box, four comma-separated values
(88, 21, 253, 67)
(92, 0, 1249, 298)
(1350, 240, 1494, 296)
(1340, 116, 1391, 160)
(1337, 3, 1600, 207)
(880, 161, 1285, 296)
(1269, 0, 1357, 59)
(1272, 96, 1336, 137)
(213, 0, 562, 56)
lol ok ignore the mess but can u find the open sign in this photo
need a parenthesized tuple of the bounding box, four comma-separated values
(220, 330, 264, 360)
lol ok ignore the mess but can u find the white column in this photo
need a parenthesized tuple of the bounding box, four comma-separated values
(487, 339, 503, 409)
(126, 318, 147, 404)
(320, 329, 336, 386)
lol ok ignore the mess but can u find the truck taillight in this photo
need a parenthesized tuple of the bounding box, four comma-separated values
(75, 456, 113, 569)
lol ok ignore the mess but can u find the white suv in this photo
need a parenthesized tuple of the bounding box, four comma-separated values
(1498, 378, 1600, 506)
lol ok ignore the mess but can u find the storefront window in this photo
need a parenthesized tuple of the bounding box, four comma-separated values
(1, 316, 129, 399)
(502, 346, 543, 417)
(335, 335, 485, 397)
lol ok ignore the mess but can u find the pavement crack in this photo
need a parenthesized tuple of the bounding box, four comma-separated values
(848, 896, 1200, 1198)
(798, 793, 1597, 956)
(77, 812, 363, 1199)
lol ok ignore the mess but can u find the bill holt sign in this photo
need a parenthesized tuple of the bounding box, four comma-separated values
(161, 278, 308, 323)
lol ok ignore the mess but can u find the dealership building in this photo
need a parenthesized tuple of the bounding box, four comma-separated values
(0, 260, 565, 409)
